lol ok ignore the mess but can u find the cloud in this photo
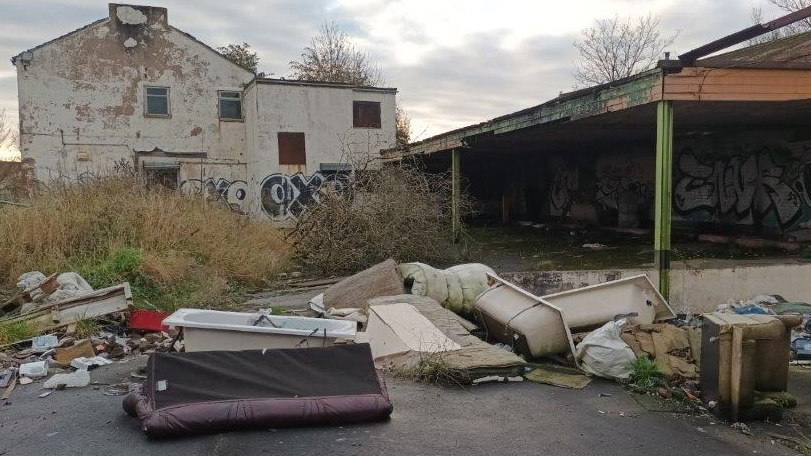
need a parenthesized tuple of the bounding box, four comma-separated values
(0, 0, 793, 144)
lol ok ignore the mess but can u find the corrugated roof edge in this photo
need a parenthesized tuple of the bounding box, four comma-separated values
(697, 30, 811, 68)
(385, 68, 661, 157)
(254, 78, 397, 93)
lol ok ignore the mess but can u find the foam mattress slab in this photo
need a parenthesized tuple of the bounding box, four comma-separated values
(123, 343, 392, 438)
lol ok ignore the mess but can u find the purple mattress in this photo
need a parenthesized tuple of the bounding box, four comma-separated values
(123, 343, 393, 438)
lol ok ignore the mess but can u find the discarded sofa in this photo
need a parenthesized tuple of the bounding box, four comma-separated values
(123, 344, 392, 438)
(474, 274, 675, 360)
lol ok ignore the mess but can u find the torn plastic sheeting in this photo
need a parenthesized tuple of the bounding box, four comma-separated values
(70, 356, 114, 370)
(19, 360, 48, 379)
(399, 262, 495, 315)
(44, 272, 94, 304)
(575, 318, 636, 381)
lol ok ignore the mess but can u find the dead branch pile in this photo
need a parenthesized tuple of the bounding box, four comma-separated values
(292, 163, 471, 275)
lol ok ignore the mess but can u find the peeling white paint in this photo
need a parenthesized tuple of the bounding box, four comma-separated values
(15, 4, 396, 222)
(116, 6, 147, 25)
(94, 26, 109, 39)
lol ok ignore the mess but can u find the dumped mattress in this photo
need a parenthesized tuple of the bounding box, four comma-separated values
(123, 344, 392, 438)
(398, 262, 495, 315)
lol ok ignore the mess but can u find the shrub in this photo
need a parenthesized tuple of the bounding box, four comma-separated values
(0, 177, 291, 311)
(292, 163, 472, 275)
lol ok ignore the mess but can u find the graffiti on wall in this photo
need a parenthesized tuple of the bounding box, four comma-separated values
(260, 172, 351, 219)
(595, 160, 651, 211)
(549, 166, 578, 216)
(546, 144, 811, 230)
(180, 177, 248, 212)
(674, 149, 805, 228)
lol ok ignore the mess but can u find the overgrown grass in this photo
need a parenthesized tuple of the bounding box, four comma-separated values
(73, 318, 101, 339)
(629, 356, 667, 391)
(0, 320, 42, 346)
(0, 177, 292, 312)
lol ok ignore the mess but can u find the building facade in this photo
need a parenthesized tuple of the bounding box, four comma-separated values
(12, 3, 397, 221)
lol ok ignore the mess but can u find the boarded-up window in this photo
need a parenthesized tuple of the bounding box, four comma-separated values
(353, 101, 381, 128)
(278, 132, 306, 165)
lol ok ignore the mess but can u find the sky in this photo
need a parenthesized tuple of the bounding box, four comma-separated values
(0, 0, 788, 160)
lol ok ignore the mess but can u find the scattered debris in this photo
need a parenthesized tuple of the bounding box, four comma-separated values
(365, 302, 461, 368)
(38, 391, 52, 398)
(55, 339, 95, 365)
(43, 370, 91, 389)
(19, 360, 48, 379)
(621, 324, 700, 379)
(398, 262, 495, 315)
(31, 334, 59, 353)
(324, 259, 404, 311)
(70, 356, 114, 370)
(731, 422, 753, 436)
(524, 364, 592, 389)
(576, 318, 636, 381)
(366, 294, 525, 382)
(128, 310, 170, 332)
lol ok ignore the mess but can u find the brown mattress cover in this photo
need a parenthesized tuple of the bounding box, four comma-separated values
(123, 344, 392, 438)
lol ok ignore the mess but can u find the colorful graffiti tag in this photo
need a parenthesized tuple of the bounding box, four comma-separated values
(260, 172, 351, 219)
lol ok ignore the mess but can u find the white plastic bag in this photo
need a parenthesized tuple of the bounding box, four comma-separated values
(575, 318, 636, 381)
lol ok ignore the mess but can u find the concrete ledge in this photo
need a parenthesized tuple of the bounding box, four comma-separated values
(501, 262, 811, 314)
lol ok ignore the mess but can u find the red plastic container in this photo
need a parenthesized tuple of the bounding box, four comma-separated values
(129, 310, 171, 332)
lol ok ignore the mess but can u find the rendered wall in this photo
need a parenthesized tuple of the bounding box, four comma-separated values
(15, 4, 254, 185)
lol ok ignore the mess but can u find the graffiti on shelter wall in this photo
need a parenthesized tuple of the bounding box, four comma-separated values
(673, 149, 806, 228)
(546, 144, 811, 230)
(595, 160, 652, 211)
(260, 172, 351, 219)
(180, 177, 248, 211)
(549, 166, 578, 216)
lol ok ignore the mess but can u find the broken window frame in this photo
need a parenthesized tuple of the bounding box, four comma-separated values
(144, 86, 171, 118)
(277, 132, 307, 166)
(218, 90, 243, 121)
(353, 101, 381, 129)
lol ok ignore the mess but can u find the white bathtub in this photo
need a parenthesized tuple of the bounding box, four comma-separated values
(163, 308, 357, 352)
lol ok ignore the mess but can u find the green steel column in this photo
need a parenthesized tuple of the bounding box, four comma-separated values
(654, 100, 674, 300)
(451, 148, 461, 243)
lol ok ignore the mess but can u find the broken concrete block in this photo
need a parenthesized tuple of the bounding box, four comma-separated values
(43, 370, 90, 389)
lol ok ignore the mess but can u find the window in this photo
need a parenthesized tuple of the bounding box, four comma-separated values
(145, 86, 170, 117)
(353, 101, 381, 128)
(278, 132, 306, 165)
(218, 91, 243, 120)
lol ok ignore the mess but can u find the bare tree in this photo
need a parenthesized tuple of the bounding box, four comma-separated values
(0, 109, 18, 160)
(218, 42, 260, 74)
(749, 1, 811, 44)
(395, 103, 411, 147)
(289, 22, 382, 86)
(573, 15, 679, 86)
